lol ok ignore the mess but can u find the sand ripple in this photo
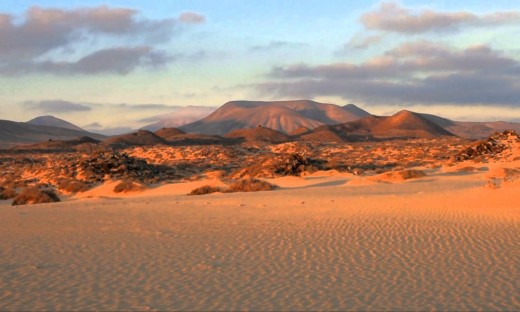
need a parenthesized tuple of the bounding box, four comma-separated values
(0, 190, 519, 311)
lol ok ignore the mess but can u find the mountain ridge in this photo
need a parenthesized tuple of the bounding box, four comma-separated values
(0, 119, 105, 149)
(181, 100, 371, 135)
(26, 115, 86, 132)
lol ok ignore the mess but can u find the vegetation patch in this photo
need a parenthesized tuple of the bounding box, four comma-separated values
(234, 153, 322, 178)
(57, 179, 91, 193)
(113, 180, 147, 193)
(12, 187, 60, 206)
(399, 169, 427, 180)
(188, 178, 278, 195)
(226, 178, 278, 193)
(188, 185, 223, 196)
(0, 186, 17, 200)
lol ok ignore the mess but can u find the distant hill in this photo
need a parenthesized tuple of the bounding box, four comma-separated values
(26, 115, 86, 132)
(419, 113, 520, 139)
(103, 128, 236, 147)
(0, 119, 105, 149)
(370, 110, 454, 138)
(141, 106, 217, 131)
(163, 133, 237, 146)
(300, 110, 454, 142)
(154, 127, 186, 141)
(224, 126, 291, 144)
(102, 130, 168, 148)
(343, 104, 371, 118)
(10, 136, 101, 151)
(181, 100, 370, 135)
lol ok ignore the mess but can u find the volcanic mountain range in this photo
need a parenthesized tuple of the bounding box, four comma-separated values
(1, 100, 520, 148)
(180, 100, 371, 135)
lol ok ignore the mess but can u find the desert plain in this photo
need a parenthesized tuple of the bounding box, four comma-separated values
(0, 129, 519, 311)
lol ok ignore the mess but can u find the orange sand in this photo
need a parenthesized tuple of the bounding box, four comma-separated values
(1, 164, 519, 310)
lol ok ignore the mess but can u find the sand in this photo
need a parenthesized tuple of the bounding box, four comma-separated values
(1, 168, 519, 311)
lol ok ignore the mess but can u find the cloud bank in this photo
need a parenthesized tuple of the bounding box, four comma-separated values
(254, 2, 520, 108)
(257, 41, 520, 106)
(0, 6, 205, 75)
(361, 1, 520, 34)
(23, 100, 92, 113)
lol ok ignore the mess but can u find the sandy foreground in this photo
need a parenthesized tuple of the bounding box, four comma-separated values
(1, 166, 519, 311)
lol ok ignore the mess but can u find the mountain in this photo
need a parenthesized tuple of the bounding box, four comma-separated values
(224, 126, 291, 144)
(141, 106, 217, 131)
(419, 113, 520, 139)
(343, 104, 371, 118)
(181, 100, 370, 135)
(0, 119, 105, 149)
(154, 127, 186, 141)
(102, 130, 168, 148)
(369, 110, 454, 138)
(26, 115, 86, 132)
(10, 136, 101, 151)
(300, 110, 454, 142)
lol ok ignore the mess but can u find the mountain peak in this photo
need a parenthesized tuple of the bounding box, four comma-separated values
(182, 100, 369, 135)
(26, 115, 85, 132)
(343, 104, 371, 117)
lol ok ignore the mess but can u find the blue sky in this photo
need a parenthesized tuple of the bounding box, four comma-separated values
(1, 0, 520, 131)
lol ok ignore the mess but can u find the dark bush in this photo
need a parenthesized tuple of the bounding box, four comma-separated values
(0, 186, 17, 200)
(12, 187, 60, 206)
(113, 180, 146, 193)
(188, 185, 223, 196)
(57, 179, 90, 193)
(399, 169, 426, 180)
(226, 178, 278, 193)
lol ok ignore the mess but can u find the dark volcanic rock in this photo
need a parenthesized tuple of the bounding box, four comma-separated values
(234, 153, 323, 178)
(455, 130, 518, 162)
(78, 152, 178, 183)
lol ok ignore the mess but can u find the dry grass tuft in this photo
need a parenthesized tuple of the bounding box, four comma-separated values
(503, 168, 520, 182)
(12, 187, 60, 206)
(113, 180, 146, 193)
(226, 178, 278, 193)
(399, 169, 427, 180)
(457, 166, 478, 173)
(188, 185, 223, 196)
(188, 178, 278, 195)
(57, 179, 90, 193)
(0, 186, 18, 200)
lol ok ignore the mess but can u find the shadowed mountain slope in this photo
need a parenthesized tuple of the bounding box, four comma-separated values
(154, 128, 186, 141)
(224, 126, 291, 144)
(419, 113, 520, 139)
(10, 136, 101, 151)
(300, 110, 455, 142)
(26, 115, 86, 132)
(102, 130, 168, 148)
(141, 106, 217, 131)
(0, 120, 105, 149)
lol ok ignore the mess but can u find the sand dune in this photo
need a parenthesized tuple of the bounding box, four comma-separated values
(1, 171, 519, 311)
(1, 131, 519, 310)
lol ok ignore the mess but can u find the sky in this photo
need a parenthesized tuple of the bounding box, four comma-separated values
(1, 0, 520, 133)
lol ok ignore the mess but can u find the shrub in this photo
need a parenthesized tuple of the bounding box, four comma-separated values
(399, 169, 426, 180)
(504, 168, 520, 182)
(226, 178, 278, 193)
(113, 180, 146, 193)
(188, 185, 223, 196)
(57, 179, 90, 193)
(458, 166, 478, 173)
(0, 186, 17, 200)
(12, 187, 60, 206)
